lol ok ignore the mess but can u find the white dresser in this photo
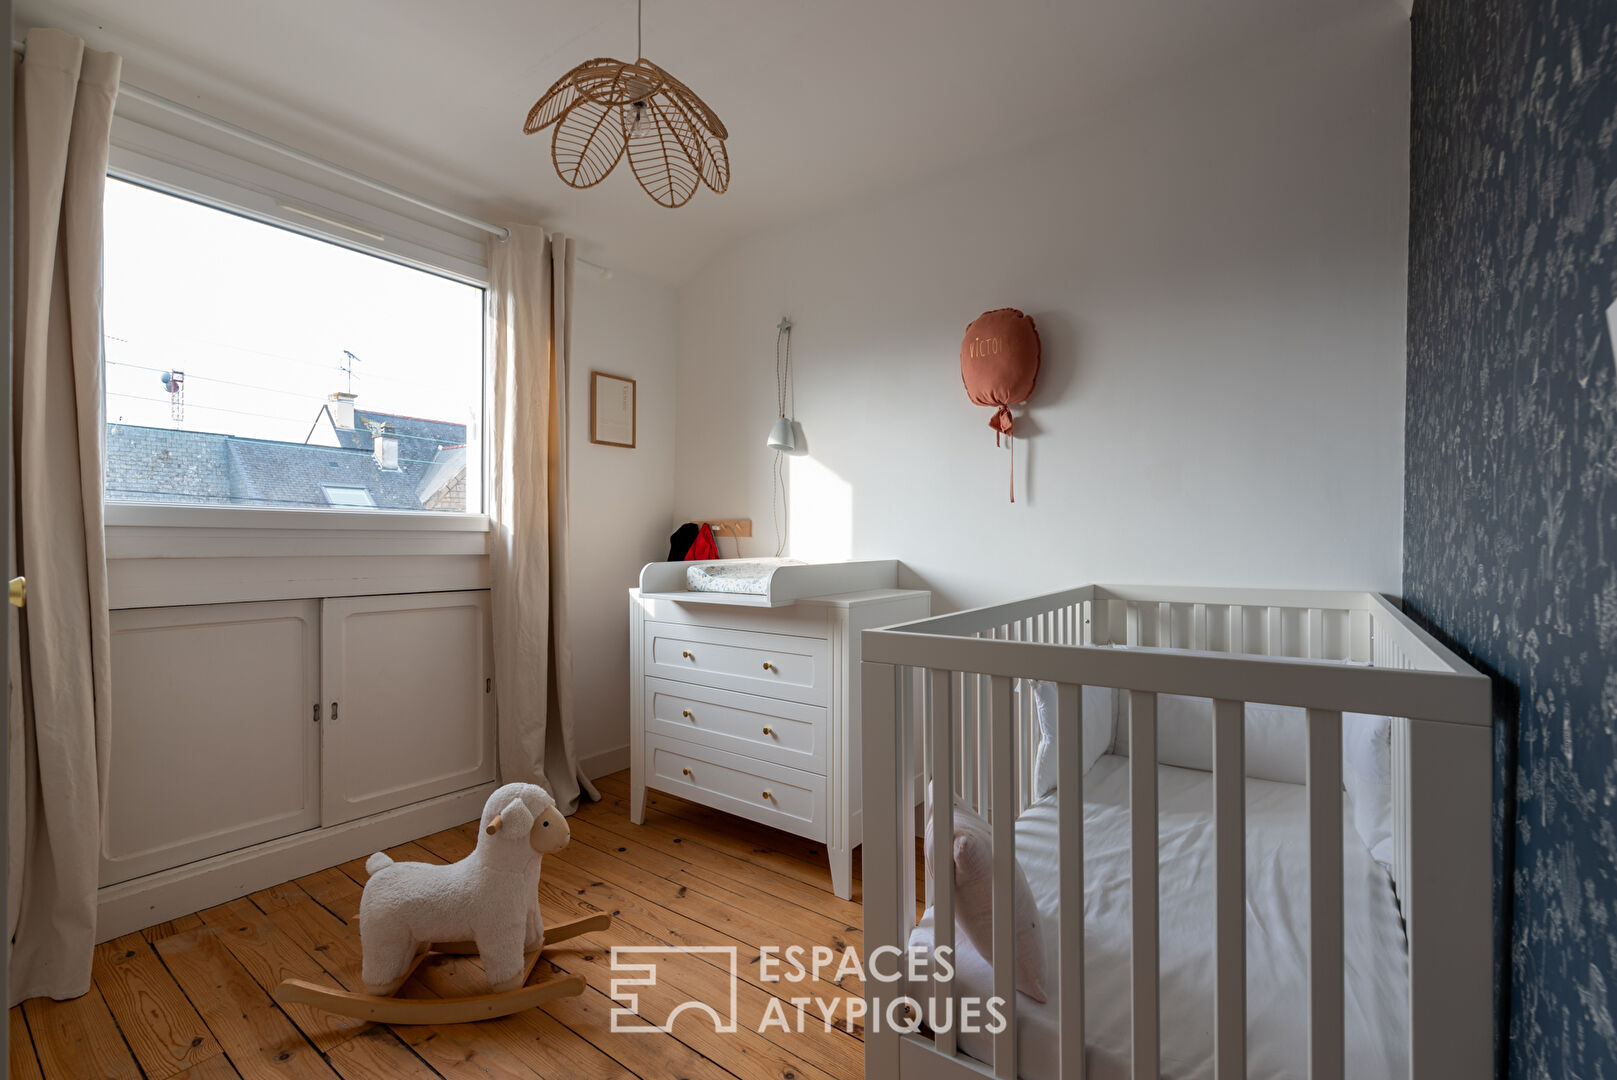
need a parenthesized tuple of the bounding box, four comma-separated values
(628, 560, 929, 899)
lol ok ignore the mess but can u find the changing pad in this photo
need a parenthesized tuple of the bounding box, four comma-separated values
(684, 558, 803, 595)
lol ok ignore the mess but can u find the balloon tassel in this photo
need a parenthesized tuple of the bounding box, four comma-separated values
(1009, 436, 1015, 503)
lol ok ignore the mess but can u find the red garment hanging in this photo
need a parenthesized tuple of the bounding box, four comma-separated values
(684, 523, 719, 561)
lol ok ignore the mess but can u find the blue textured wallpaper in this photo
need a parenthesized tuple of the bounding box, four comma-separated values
(1405, 0, 1617, 1076)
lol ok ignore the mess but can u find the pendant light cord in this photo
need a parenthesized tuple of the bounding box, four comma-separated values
(637, 0, 643, 60)
(773, 321, 793, 557)
(776, 323, 792, 421)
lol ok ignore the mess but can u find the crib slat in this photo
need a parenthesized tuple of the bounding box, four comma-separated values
(990, 675, 1018, 1080)
(1349, 609, 1372, 663)
(1129, 690, 1159, 1079)
(900, 668, 918, 957)
(1057, 683, 1086, 1080)
(978, 663, 992, 813)
(1213, 699, 1246, 1078)
(921, 669, 933, 908)
(1307, 708, 1345, 1080)
(861, 661, 902, 1079)
(930, 667, 957, 1060)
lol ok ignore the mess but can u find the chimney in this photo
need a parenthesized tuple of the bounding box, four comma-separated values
(368, 421, 400, 471)
(330, 391, 357, 430)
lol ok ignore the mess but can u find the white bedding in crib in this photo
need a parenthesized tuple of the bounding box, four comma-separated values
(908, 754, 1409, 1080)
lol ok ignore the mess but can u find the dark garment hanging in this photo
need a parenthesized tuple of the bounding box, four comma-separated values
(668, 522, 700, 561)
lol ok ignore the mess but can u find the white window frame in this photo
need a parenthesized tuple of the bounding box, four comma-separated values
(103, 116, 492, 535)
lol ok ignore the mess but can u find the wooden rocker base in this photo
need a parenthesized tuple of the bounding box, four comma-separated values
(275, 913, 611, 1025)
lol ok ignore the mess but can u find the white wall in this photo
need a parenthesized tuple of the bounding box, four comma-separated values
(674, 12, 1411, 612)
(568, 264, 678, 775)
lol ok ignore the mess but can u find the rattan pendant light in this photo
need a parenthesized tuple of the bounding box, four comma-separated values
(524, 0, 729, 209)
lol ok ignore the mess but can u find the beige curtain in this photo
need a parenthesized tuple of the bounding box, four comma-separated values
(8, 28, 120, 1004)
(487, 226, 596, 814)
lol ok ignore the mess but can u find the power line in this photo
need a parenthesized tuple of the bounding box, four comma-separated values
(104, 327, 481, 394)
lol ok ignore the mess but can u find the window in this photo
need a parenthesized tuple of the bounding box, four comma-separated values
(321, 485, 376, 508)
(102, 177, 485, 516)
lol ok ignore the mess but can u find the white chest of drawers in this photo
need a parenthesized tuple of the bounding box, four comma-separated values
(628, 566, 929, 900)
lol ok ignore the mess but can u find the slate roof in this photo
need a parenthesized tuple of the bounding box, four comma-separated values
(108, 412, 468, 511)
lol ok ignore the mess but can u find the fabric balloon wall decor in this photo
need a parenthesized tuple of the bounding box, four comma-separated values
(961, 308, 1041, 501)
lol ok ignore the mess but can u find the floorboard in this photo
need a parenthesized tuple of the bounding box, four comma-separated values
(92, 932, 220, 1077)
(8, 770, 881, 1080)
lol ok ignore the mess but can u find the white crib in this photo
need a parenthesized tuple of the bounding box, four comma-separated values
(860, 584, 1491, 1080)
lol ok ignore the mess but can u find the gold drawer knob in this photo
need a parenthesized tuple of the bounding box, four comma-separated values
(682, 650, 694, 659)
(682, 767, 692, 777)
(761, 790, 773, 800)
(762, 661, 775, 671)
(682, 709, 693, 719)
(762, 726, 773, 736)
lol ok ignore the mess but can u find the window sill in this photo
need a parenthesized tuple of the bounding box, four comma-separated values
(104, 503, 489, 533)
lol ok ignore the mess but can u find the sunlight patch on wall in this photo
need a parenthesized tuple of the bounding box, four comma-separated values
(787, 455, 853, 563)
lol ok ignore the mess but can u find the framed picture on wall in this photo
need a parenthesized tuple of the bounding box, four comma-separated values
(590, 372, 636, 448)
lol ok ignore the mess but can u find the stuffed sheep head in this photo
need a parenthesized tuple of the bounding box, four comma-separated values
(480, 782, 570, 856)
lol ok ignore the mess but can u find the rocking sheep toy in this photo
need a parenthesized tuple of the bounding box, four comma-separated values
(275, 782, 610, 1024)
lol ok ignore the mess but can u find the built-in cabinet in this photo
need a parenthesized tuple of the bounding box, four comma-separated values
(103, 600, 323, 886)
(102, 590, 495, 899)
(319, 593, 495, 826)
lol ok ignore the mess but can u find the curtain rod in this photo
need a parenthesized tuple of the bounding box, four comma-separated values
(12, 35, 618, 276)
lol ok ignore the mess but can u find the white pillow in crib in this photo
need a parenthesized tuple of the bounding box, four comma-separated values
(1113, 695, 1395, 868)
(1342, 713, 1394, 867)
(1028, 681, 1115, 798)
(923, 782, 1048, 1002)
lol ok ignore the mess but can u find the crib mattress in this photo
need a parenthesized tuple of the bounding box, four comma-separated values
(683, 558, 801, 595)
(909, 754, 1409, 1080)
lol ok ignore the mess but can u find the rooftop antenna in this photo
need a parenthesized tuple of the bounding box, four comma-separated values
(340, 349, 361, 394)
(159, 369, 185, 422)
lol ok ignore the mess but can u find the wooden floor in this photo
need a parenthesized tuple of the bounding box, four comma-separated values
(9, 771, 923, 1080)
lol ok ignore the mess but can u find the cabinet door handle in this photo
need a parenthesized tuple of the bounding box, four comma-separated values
(681, 767, 692, 776)
(682, 709, 693, 719)
(762, 726, 773, 736)
(331, 702, 339, 722)
(761, 790, 773, 800)
(762, 661, 775, 671)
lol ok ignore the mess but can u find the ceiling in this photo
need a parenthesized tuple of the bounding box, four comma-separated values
(16, 0, 1385, 283)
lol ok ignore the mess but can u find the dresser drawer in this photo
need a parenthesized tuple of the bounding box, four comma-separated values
(646, 678, 826, 773)
(645, 734, 826, 842)
(643, 621, 827, 705)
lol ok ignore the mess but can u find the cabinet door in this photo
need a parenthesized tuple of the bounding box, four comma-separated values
(321, 591, 495, 826)
(102, 600, 320, 886)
